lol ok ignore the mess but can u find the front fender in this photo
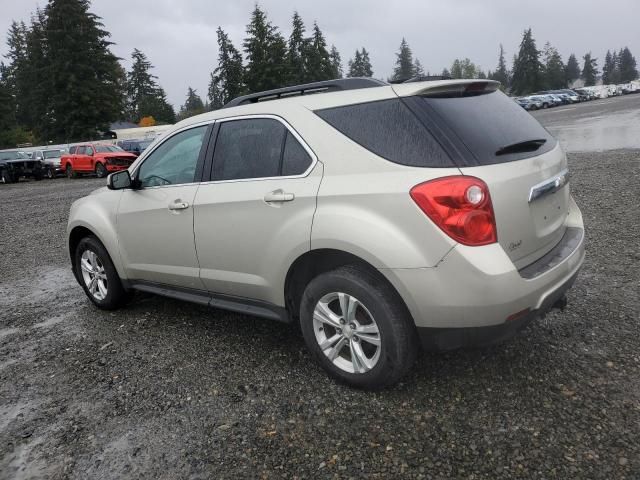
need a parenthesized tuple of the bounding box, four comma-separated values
(67, 189, 125, 279)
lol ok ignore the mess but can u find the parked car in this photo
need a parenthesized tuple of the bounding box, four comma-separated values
(0, 150, 44, 183)
(515, 97, 542, 110)
(32, 148, 65, 178)
(61, 144, 137, 178)
(67, 78, 585, 389)
(527, 95, 553, 108)
(116, 139, 154, 157)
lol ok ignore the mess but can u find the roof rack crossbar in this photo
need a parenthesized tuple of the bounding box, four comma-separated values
(222, 77, 388, 108)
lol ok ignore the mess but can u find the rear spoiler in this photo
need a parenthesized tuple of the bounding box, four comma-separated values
(391, 79, 501, 98)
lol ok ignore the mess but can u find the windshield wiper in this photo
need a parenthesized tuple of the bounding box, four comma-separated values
(495, 139, 546, 156)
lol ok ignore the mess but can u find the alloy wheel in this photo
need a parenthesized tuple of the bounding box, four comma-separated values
(313, 292, 381, 374)
(80, 249, 108, 301)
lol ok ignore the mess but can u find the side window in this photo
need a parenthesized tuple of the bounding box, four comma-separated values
(68, 146, 77, 155)
(138, 125, 207, 188)
(213, 119, 286, 181)
(282, 132, 312, 176)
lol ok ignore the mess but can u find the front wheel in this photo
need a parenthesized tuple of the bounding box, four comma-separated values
(300, 265, 418, 390)
(66, 164, 75, 178)
(46, 167, 55, 179)
(1, 169, 14, 184)
(75, 236, 131, 310)
(95, 162, 107, 178)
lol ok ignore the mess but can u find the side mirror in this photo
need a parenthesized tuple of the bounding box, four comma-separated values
(107, 170, 133, 190)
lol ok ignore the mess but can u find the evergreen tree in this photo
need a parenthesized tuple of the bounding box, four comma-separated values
(347, 48, 373, 77)
(565, 53, 581, 84)
(287, 12, 307, 85)
(4, 21, 29, 127)
(329, 45, 342, 78)
(489, 44, 509, 89)
(391, 38, 414, 81)
(602, 50, 615, 84)
(413, 58, 425, 77)
(618, 47, 638, 82)
(511, 28, 543, 95)
(543, 42, 566, 89)
(23, 10, 50, 137)
(581, 52, 598, 86)
(208, 27, 244, 109)
(45, 0, 123, 141)
(126, 49, 157, 120)
(178, 87, 205, 120)
(243, 5, 288, 92)
(304, 22, 332, 82)
(441, 68, 451, 78)
(476, 70, 487, 79)
(450, 58, 477, 79)
(360, 48, 373, 77)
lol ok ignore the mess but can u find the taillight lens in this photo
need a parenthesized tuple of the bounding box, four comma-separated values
(410, 176, 497, 246)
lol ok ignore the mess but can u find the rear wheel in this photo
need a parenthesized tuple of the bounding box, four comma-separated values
(95, 162, 107, 178)
(300, 265, 417, 390)
(66, 164, 75, 178)
(75, 236, 130, 310)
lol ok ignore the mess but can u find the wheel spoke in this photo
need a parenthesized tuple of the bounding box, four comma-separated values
(351, 341, 373, 373)
(355, 324, 381, 346)
(326, 337, 348, 361)
(318, 333, 342, 351)
(97, 279, 108, 298)
(314, 301, 342, 328)
(338, 293, 357, 321)
(80, 258, 93, 273)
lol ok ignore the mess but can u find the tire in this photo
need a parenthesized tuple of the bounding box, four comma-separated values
(75, 236, 131, 310)
(299, 265, 418, 390)
(66, 164, 75, 179)
(46, 168, 55, 179)
(95, 162, 107, 178)
(1, 169, 13, 184)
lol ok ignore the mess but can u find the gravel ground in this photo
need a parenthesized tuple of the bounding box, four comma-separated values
(1, 150, 639, 479)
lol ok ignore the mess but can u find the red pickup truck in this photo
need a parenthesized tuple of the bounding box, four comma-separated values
(60, 144, 137, 178)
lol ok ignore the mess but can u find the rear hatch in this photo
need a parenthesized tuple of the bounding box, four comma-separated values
(395, 81, 570, 268)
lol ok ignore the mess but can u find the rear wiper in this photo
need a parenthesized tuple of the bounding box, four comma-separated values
(495, 139, 546, 156)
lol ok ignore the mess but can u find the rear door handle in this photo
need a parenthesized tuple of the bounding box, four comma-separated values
(264, 190, 295, 203)
(168, 201, 190, 210)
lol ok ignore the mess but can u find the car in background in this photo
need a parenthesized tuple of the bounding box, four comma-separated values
(547, 94, 565, 106)
(526, 95, 553, 109)
(60, 144, 136, 178)
(0, 150, 44, 183)
(32, 148, 65, 179)
(573, 89, 592, 101)
(515, 97, 542, 110)
(116, 139, 154, 157)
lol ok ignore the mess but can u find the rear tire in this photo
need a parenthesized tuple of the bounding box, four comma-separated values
(300, 265, 418, 390)
(75, 236, 131, 310)
(95, 162, 107, 178)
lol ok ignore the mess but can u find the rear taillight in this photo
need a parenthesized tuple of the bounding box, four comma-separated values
(410, 176, 497, 246)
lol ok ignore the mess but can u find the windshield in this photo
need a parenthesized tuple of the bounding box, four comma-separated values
(43, 150, 62, 158)
(0, 151, 25, 160)
(94, 145, 124, 153)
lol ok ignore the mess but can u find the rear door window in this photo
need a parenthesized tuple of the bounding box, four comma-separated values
(314, 99, 453, 168)
(419, 90, 556, 165)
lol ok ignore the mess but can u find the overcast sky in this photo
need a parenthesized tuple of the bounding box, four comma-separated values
(1, 0, 638, 108)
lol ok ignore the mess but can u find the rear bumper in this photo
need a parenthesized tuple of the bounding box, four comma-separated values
(381, 201, 585, 348)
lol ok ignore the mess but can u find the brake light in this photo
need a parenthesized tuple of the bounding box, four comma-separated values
(410, 176, 497, 246)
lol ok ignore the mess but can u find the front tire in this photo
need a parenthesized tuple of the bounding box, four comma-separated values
(66, 164, 76, 179)
(75, 236, 130, 310)
(300, 265, 418, 390)
(46, 167, 55, 179)
(95, 162, 107, 178)
(1, 169, 14, 184)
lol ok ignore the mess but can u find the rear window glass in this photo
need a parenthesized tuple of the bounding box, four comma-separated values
(315, 99, 453, 168)
(421, 90, 556, 165)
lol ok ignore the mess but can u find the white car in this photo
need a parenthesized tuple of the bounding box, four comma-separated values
(67, 78, 585, 389)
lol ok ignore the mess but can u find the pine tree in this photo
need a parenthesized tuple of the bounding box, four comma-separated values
(511, 28, 543, 95)
(347, 48, 373, 77)
(4, 21, 29, 127)
(243, 5, 288, 92)
(287, 12, 308, 85)
(208, 27, 244, 109)
(602, 50, 614, 84)
(178, 87, 205, 120)
(441, 68, 451, 78)
(329, 45, 342, 78)
(581, 52, 598, 86)
(543, 42, 566, 89)
(126, 49, 157, 120)
(304, 22, 332, 82)
(413, 59, 425, 77)
(610, 51, 621, 84)
(489, 44, 509, 89)
(565, 53, 581, 85)
(360, 48, 373, 77)
(23, 10, 50, 138)
(45, 0, 123, 141)
(450, 58, 477, 79)
(391, 38, 414, 81)
(618, 47, 638, 82)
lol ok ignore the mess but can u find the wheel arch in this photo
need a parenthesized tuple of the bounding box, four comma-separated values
(284, 248, 414, 327)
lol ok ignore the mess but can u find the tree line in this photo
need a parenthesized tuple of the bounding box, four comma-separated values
(1, 0, 638, 148)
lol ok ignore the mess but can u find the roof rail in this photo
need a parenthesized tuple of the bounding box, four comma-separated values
(222, 77, 388, 108)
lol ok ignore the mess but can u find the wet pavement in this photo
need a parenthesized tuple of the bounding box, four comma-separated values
(532, 93, 640, 152)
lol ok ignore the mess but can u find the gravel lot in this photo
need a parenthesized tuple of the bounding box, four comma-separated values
(1, 110, 640, 478)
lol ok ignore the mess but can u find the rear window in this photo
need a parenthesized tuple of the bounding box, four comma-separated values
(420, 90, 556, 165)
(315, 99, 454, 168)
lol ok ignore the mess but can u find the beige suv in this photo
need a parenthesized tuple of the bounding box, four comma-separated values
(67, 78, 585, 389)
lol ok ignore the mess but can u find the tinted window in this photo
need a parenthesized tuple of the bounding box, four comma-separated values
(68, 146, 77, 154)
(315, 99, 453, 168)
(282, 132, 312, 176)
(422, 90, 556, 165)
(213, 119, 286, 180)
(138, 126, 207, 187)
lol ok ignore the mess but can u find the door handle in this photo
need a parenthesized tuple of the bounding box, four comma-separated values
(168, 201, 190, 210)
(264, 190, 295, 203)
